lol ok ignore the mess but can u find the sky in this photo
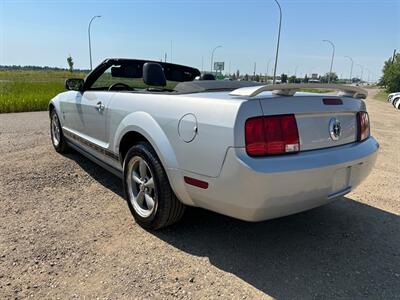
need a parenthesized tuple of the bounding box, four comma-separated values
(1, 0, 399, 81)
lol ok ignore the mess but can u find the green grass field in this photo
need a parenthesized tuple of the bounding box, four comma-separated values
(0, 70, 86, 113)
(374, 89, 389, 102)
(0, 70, 180, 113)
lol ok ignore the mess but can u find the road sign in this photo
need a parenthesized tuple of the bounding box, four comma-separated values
(214, 62, 224, 71)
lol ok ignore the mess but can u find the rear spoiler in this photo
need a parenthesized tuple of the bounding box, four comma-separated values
(229, 83, 368, 99)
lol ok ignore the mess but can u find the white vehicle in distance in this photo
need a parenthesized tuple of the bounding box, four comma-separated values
(393, 96, 400, 109)
(388, 92, 400, 103)
(390, 97, 398, 105)
(49, 58, 379, 229)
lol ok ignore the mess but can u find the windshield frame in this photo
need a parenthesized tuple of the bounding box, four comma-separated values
(81, 58, 201, 92)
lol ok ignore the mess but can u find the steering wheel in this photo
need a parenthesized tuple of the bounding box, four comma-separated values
(108, 82, 134, 91)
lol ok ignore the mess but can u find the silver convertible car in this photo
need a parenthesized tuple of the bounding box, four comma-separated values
(49, 58, 379, 229)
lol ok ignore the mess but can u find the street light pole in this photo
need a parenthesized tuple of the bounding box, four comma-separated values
(210, 45, 222, 74)
(88, 15, 101, 70)
(272, 0, 282, 84)
(356, 64, 364, 82)
(344, 56, 354, 83)
(365, 68, 371, 83)
(266, 58, 274, 83)
(170, 40, 173, 63)
(322, 39, 335, 83)
(295, 65, 300, 77)
(367, 71, 370, 83)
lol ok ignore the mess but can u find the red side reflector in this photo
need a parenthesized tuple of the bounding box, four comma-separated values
(323, 98, 343, 105)
(184, 176, 209, 189)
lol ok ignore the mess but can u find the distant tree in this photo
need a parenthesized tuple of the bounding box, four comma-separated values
(380, 53, 400, 92)
(244, 74, 249, 81)
(320, 72, 338, 83)
(281, 73, 288, 83)
(254, 74, 260, 82)
(330, 72, 339, 82)
(303, 74, 309, 83)
(236, 70, 240, 79)
(0, 64, 90, 73)
(288, 75, 297, 83)
(67, 55, 74, 73)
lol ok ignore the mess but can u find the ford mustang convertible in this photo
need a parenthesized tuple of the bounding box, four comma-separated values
(49, 58, 379, 229)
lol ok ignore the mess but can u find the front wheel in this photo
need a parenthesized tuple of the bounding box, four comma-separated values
(50, 110, 69, 153)
(123, 142, 185, 230)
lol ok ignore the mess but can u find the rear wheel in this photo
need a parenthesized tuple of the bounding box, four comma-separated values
(123, 142, 185, 229)
(50, 110, 69, 153)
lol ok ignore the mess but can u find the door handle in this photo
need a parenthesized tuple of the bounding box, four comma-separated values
(96, 101, 105, 112)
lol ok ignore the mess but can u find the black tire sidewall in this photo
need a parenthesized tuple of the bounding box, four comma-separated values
(50, 110, 67, 152)
(123, 143, 171, 229)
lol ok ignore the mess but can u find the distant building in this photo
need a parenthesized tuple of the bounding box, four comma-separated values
(308, 73, 320, 83)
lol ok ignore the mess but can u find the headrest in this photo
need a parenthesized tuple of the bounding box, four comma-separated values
(143, 63, 166, 87)
(200, 73, 216, 80)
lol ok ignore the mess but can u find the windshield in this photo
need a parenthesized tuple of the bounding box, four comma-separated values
(90, 66, 179, 90)
(85, 59, 200, 92)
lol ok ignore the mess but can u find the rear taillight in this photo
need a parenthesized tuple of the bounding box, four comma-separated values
(245, 114, 300, 156)
(357, 111, 370, 141)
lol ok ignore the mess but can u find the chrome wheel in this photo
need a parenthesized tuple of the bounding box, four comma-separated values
(51, 113, 61, 147)
(126, 156, 157, 218)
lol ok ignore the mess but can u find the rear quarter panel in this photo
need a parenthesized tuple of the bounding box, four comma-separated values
(108, 92, 261, 178)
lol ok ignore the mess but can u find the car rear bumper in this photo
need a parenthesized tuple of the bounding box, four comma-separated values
(182, 137, 379, 221)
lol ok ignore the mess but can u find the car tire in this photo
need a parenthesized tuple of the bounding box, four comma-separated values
(123, 142, 186, 230)
(50, 109, 69, 153)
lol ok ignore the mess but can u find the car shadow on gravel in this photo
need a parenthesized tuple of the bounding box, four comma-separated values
(66, 152, 400, 298)
(157, 200, 400, 298)
(64, 152, 124, 197)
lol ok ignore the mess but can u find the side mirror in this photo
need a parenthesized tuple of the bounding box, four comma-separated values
(65, 78, 84, 91)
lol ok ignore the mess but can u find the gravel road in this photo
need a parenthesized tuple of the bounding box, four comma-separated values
(0, 89, 399, 299)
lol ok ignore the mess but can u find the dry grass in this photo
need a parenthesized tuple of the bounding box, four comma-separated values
(373, 89, 389, 102)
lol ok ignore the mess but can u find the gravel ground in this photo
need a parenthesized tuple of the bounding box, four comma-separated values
(0, 89, 399, 299)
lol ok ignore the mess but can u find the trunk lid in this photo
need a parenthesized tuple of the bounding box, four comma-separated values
(258, 94, 363, 151)
(295, 112, 356, 151)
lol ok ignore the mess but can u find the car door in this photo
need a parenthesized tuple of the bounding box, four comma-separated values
(65, 62, 140, 163)
(60, 89, 114, 164)
(74, 90, 114, 147)
(59, 91, 82, 132)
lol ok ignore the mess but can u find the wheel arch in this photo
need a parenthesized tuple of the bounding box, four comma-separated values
(114, 111, 194, 206)
(48, 102, 55, 114)
(114, 112, 177, 169)
(48, 97, 62, 122)
(119, 131, 149, 163)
